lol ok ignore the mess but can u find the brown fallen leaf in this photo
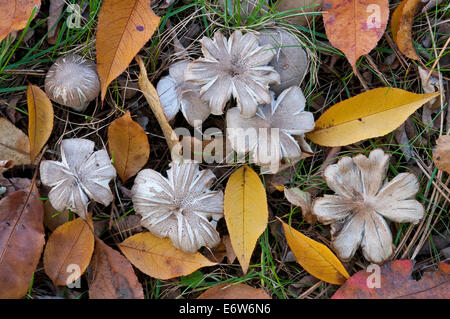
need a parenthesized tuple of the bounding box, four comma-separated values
(197, 283, 271, 299)
(47, 0, 65, 44)
(332, 259, 450, 299)
(433, 135, 450, 174)
(89, 238, 144, 299)
(96, 0, 160, 101)
(118, 232, 216, 280)
(391, 0, 421, 60)
(43, 200, 69, 231)
(27, 84, 54, 162)
(0, 185, 45, 299)
(108, 111, 150, 182)
(44, 217, 95, 287)
(275, 0, 323, 26)
(0, 0, 41, 42)
(322, 0, 389, 71)
(0, 117, 31, 166)
(0, 160, 13, 174)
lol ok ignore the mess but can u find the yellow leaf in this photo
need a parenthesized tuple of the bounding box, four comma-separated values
(108, 111, 150, 182)
(96, 0, 160, 101)
(117, 232, 216, 280)
(306, 88, 440, 147)
(391, 0, 421, 60)
(0, 117, 30, 166)
(224, 165, 268, 274)
(281, 220, 349, 285)
(43, 217, 94, 287)
(27, 84, 53, 162)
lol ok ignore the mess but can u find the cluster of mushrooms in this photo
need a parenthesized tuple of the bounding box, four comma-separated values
(39, 28, 424, 264)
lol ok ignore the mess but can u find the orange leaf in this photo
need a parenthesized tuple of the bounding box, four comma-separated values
(197, 283, 271, 299)
(281, 220, 349, 285)
(0, 186, 45, 299)
(118, 232, 216, 280)
(27, 84, 54, 162)
(43, 217, 94, 287)
(391, 0, 421, 60)
(322, 0, 389, 71)
(89, 237, 144, 299)
(96, 0, 160, 101)
(433, 135, 450, 174)
(108, 111, 150, 182)
(0, 0, 40, 42)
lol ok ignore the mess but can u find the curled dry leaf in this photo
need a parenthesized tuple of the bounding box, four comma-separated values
(197, 283, 271, 299)
(227, 86, 315, 173)
(118, 232, 216, 280)
(257, 28, 308, 96)
(332, 259, 450, 299)
(391, 0, 421, 60)
(45, 54, 100, 112)
(185, 30, 280, 118)
(306, 87, 440, 147)
(312, 149, 424, 264)
(108, 111, 150, 182)
(96, 0, 160, 101)
(284, 187, 315, 224)
(322, 0, 389, 71)
(281, 220, 349, 285)
(0, 117, 30, 166)
(89, 238, 144, 299)
(43, 217, 95, 287)
(27, 84, 54, 162)
(0, 0, 40, 42)
(132, 161, 223, 253)
(156, 60, 210, 127)
(0, 186, 45, 299)
(433, 135, 450, 174)
(224, 165, 268, 274)
(40, 139, 116, 219)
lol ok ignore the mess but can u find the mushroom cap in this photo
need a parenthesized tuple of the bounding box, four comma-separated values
(156, 60, 210, 127)
(45, 54, 100, 111)
(257, 28, 309, 96)
(132, 161, 223, 253)
(226, 86, 315, 173)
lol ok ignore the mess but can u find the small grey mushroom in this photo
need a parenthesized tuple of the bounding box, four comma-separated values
(257, 28, 309, 96)
(156, 61, 210, 127)
(45, 54, 100, 112)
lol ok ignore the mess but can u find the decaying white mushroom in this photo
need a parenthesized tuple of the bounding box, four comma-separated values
(226, 86, 315, 173)
(156, 60, 210, 127)
(132, 161, 223, 253)
(185, 30, 280, 118)
(40, 139, 116, 219)
(312, 149, 425, 264)
(257, 28, 309, 96)
(45, 54, 100, 112)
